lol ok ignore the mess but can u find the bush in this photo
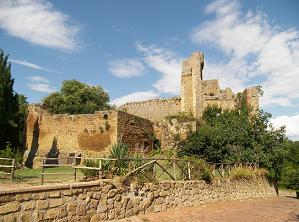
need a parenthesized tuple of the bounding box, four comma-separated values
(0, 143, 23, 163)
(180, 156, 213, 183)
(80, 159, 100, 177)
(230, 167, 254, 180)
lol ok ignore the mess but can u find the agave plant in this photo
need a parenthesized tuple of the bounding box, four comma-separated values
(109, 143, 129, 176)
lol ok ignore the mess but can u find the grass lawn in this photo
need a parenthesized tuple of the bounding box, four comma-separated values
(0, 166, 84, 185)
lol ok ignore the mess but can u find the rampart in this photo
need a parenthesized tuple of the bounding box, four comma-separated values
(119, 97, 181, 122)
(0, 177, 276, 221)
(24, 106, 154, 168)
(119, 52, 260, 122)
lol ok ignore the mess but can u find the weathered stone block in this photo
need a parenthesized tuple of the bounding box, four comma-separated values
(36, 200, 49, 210)
(15, 193, 31, 202)
(23, 201, 36, 210)
(20, 212, 32, 222)
(0, 214, 17, 222)
(49, 198, 64, 208)
(48, 191, 61, 198)
(44, 208, 60, 220)
(0, 201, 20, 214)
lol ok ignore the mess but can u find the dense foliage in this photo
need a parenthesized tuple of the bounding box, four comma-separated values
(179, 105, 290, 181)
(42, 79, 110, 114)
(280, 141, 299, 190)
(0, 49, 28, 152)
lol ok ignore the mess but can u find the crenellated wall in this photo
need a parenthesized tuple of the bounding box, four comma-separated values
(119, 97, 181, 122)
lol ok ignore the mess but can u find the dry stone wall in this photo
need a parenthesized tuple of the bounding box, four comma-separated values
(119, 97, 181, 122)
(0, 177, 276, 222)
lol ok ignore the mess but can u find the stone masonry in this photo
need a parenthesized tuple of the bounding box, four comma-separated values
(0, 177, 276, 221)
(24, 51, 260, 162)
(24, 106, 154, 168)
(121, 52, 260, 121)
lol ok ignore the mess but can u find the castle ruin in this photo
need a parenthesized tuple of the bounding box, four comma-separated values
(23, 52, 259, 167)
(120, 52, 259, 121)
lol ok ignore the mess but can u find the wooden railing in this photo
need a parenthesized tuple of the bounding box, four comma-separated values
(40, 156, 259, 184)
(0, 157, 15, 181)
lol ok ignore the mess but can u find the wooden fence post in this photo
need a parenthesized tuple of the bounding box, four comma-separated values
(10, 159, 15, 181)
(41, 157, 44, 185)
(173, 160, 176, 180)
(187, 161, 191, 180)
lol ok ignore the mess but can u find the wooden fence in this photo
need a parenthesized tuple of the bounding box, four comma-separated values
(40, 157, 259, 185)
(0, 157, 15, 181)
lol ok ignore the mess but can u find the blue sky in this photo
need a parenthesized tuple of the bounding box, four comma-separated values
(1, 0, 299, 139)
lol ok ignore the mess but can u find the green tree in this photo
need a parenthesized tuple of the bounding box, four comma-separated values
(42, 79, 110, 114)
(280, 141, 299, 190)
(179, 105, 290, 181)
(0, 50, 21, 150)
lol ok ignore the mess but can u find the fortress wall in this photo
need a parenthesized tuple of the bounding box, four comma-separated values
(203, 80, 220, 96)
(244, 87, 260, 115)
(117, 111, 154, 152)
(203, 97, 237, 112)
(181, 75, 193, 113)
(119, 97, 181, 122)
(24, 106, 118, 167)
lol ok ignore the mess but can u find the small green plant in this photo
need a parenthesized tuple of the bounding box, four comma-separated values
(0, 143, 23, 172)
(201, 168, 213, 183)
(80, 159, 100, 177)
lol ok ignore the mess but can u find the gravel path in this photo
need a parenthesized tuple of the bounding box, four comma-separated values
(116, 197, 299, 222)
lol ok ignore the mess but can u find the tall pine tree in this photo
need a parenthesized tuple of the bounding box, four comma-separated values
(0, 49, 20, 150)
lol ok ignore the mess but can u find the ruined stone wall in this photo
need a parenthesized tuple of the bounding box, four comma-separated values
(154, 119, 196, 150)
(24, 106, 156, 168)
(24, 106, 118, 167)
(181, 52, 205, 118)
(244, 87, 260, 115)
(203, 80, 220, 96)
(117, 111, 154, 153)
(0, 177, 276, 221)
(119, 97, 181, 122)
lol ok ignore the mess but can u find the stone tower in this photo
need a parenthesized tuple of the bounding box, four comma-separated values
(181, 52, 204, 118)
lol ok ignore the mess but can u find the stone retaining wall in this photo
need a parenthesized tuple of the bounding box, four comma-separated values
(0, 177, 276, 222)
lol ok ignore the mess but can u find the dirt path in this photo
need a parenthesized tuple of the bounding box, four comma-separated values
(117, 197, 299, 222)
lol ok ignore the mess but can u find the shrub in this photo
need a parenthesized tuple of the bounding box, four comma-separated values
(0, 143, 23, 167)
(201, 168, 213, 183)
(80, 159, 100, 177)
(179, 156, 213, 183)
(230, 167, 254, 180)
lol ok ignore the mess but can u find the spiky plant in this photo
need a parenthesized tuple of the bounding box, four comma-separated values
(109, 143, 129, 175)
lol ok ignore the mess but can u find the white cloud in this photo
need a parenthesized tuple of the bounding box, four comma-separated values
(191, 0, 299, 107)
(0, 0, 80, 51)
(26, 76, 55, 93)
(10, 59, 61, 73)
(270, 114, 299, 138)
(136, 42, 183, 95)
(109, 58, 145, 78)
(110, 90, 159, 106)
